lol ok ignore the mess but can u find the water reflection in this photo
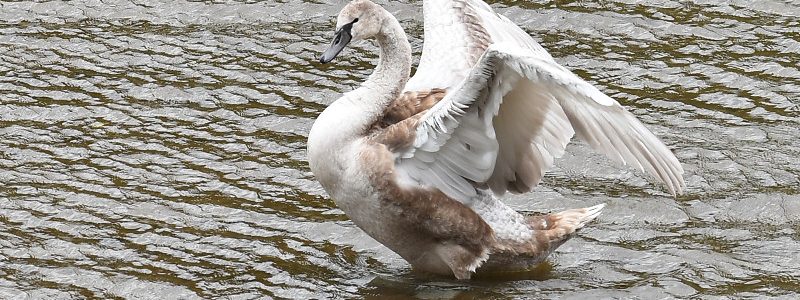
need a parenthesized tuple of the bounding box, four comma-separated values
(0, 0, 798, 298)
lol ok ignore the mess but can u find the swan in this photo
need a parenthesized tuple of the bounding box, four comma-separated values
(308, 0, 684, 280)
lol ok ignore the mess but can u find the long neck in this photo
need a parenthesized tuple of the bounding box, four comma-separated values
(307, 11, 413, 164)
(347, 13, 412, 121)
(363, 19, 412, 101)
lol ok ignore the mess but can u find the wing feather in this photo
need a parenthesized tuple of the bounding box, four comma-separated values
(394, 44, 684, 202)
(391, 1, 683, 201)
(407, 0, 493, 91)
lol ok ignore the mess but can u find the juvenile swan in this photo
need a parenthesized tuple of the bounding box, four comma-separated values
(308, 0, 684, 279)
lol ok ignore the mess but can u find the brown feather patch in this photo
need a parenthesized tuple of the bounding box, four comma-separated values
(358, 141, 496, 274)
(367, 89, 447, 151)
(371, 88, 447, 130)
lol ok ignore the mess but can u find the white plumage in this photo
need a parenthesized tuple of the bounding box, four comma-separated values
(308, 0, 685, 280)
(400, 43, 685, 202)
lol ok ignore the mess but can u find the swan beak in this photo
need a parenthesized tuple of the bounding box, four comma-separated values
(320, 24, 354, 63)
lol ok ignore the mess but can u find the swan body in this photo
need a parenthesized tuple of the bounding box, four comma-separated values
(308, 0, 684, 280)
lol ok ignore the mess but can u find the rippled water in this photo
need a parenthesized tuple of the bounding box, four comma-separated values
(1, 0, 798, 298)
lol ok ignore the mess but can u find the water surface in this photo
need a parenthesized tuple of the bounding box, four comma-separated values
(0, 0, 798, 298)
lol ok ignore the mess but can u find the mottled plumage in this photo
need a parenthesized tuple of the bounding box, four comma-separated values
(308, 0, 684, 280)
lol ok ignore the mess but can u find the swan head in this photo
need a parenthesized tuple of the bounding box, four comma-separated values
(319, 0, 384, 63)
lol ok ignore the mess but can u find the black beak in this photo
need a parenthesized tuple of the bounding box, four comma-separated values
(319, 21, 356, 64)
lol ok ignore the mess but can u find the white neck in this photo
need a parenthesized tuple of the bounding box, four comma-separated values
(308, 9, 412, 179)
(310, 10, 412, 142)
(347, 13, 412, 126)
(363, 20, 412, 100)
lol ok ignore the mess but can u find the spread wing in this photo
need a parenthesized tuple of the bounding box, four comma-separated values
(406, 0, 491, 90)
(394, 44, 685, 201)
(406, 0, 553, 91)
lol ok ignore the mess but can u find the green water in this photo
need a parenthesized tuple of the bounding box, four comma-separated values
(0, 0, 798, 298)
